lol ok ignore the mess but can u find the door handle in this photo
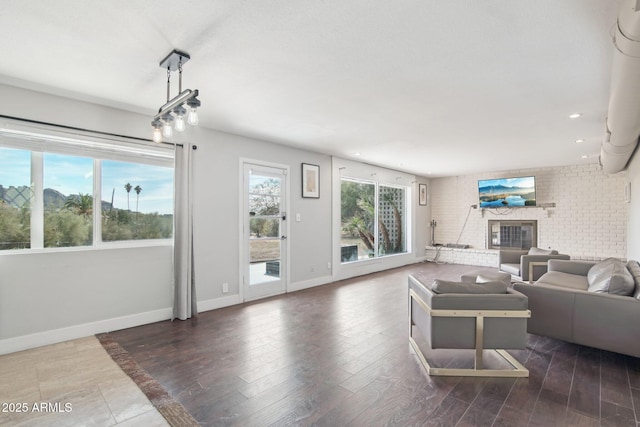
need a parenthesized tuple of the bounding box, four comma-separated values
(281, 235, 287, 240)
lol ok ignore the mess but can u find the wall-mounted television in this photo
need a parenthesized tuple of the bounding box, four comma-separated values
(478, 176, 536, 208)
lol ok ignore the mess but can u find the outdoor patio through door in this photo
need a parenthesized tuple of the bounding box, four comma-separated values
(243, 162, 288, 301)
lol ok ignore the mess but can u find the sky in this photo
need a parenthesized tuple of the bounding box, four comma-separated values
(478, 176, 535, 189)
(0, 147, 174, 214)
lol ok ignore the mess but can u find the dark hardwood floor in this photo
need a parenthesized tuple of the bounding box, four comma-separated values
(107, 262, 640, 426)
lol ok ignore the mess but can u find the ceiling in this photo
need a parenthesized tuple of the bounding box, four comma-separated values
(0, 1, 623, 177)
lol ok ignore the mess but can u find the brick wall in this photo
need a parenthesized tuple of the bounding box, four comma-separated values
(425, 246, 498, 266)
(429, 163, 628, 261)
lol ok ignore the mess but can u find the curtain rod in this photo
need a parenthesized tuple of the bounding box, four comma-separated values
(0, 114, 183, 147)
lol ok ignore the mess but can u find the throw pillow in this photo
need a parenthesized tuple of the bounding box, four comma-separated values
(626, 260, 640, 300)
(475, 275, 493, 283)
(587, 258, 635, 296)
(528, 247, 554, 256)
(431, 279, 508, 294)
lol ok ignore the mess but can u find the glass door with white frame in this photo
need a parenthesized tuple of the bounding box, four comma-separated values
(243, 163, 287, 301)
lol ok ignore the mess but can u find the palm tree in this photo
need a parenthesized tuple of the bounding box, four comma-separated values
(64, 193, 93, 216)
(134, 185, 142, 219)
(124, 183, 132, 211)
(378, 219, 391, 254)
(343, 216, 375, 251)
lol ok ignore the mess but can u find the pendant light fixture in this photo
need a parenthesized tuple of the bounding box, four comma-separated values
(151, 49, 201, 143)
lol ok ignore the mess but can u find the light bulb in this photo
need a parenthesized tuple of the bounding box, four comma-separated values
(187, 108, 199, 126)
(173, 105, 187, 132)
(186, 95, 201, 126)
(161, 113, 174, 138)
(151, 118, 163, 143)
(152, 127, 162, 143)
(163, 122, 173, 138)
(175, 115, 186, 132)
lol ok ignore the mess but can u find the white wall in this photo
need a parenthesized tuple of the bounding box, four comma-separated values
(626, 151, 640, 261)
(0, 246, 173, 354)
(430, 163, 629, 260)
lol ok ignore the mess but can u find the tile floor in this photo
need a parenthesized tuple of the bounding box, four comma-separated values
(0, 336, 168, 427)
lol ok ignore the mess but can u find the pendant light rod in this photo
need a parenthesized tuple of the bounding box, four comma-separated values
(166, 68, 171, 103)
(154, 89, 199, 121)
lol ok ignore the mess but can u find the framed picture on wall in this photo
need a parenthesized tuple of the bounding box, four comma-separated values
(419, 183, 427, 206)
(302, 163, 320, 198)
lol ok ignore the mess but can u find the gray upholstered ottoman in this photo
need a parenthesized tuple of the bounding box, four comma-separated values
(461, 270, 511, 286)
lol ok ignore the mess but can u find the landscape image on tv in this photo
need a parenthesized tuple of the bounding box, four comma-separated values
(478, 176, 536, 208)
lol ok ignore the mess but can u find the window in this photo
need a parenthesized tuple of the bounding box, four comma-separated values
(340, 178, 408, 262)
(378, 185, 406, 256)
(44, 153, 93, 248)
(341, 179, 375, 261)
(102, 160, 174, 241)
(0, 127, 174, 251)
(0, 147, 31, 249)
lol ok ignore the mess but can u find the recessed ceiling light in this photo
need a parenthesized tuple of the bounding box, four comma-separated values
(569, 113, 582, 119)
(581, 154, 589, 159)
(575, 139, 585, 143)
(355, 152, 361, 156)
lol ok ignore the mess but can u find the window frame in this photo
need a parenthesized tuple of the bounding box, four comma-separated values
(340, 176, 410, 263)
(0, 122, 175, 253)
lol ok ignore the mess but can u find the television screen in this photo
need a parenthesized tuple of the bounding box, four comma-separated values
(478, 176, 536, 208)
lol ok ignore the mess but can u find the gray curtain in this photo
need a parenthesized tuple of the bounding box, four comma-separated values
(173, 143, 197, 320)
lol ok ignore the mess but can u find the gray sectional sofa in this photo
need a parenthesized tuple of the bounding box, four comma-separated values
(513, 258, 640, 358)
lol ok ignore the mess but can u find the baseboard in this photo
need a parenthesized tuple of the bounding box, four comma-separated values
(197, 294, 243, 312)
(335, 255, 422, 281)
(197, 278, 334, 311)
(288, 275, 334, 293)
(0, 307, 173, 355)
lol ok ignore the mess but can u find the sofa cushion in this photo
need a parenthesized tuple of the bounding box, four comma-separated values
(500, 263, 521, 276)
(431, 279, 508, 294)
(537, 271, 589, 290)
(475, 275, 493, 283)
(476, 273, 512, 285)
(587, 258, 634, 296)
(528, 247, 557, 255)
(627, 260, 640, 300)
